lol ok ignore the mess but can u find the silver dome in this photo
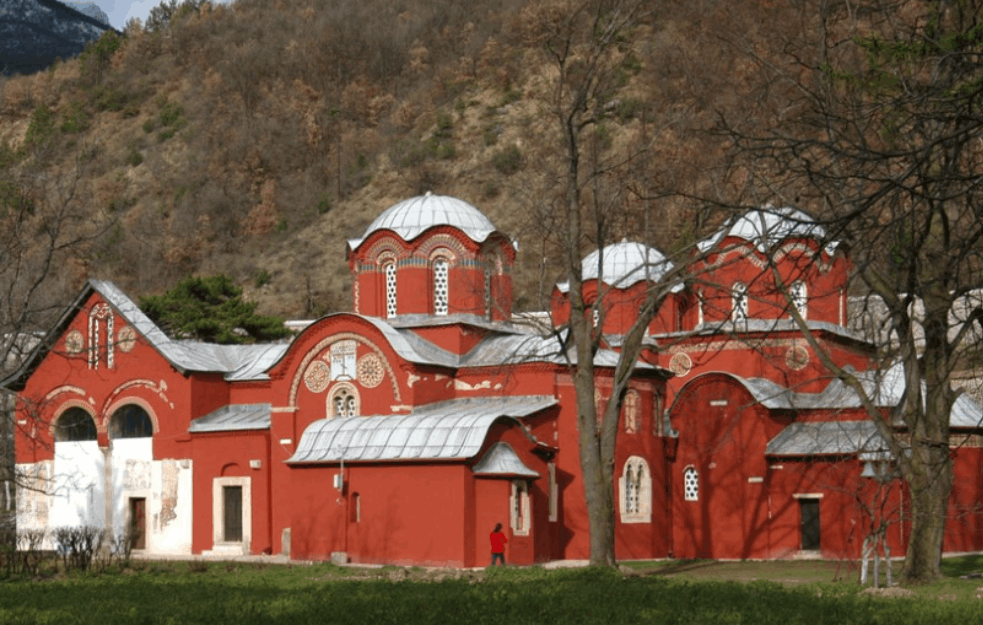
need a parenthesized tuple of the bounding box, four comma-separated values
(348, 193, 499, 251)
(582, 239, 674, 289)
(698, 206, 837, 254)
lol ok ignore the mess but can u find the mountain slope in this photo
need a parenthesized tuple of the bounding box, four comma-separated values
(1, 0, 112, 75)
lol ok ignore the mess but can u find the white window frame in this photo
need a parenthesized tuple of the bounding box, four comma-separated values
(619, 456, 651, 523)
(510, 480, 531, 536)
(683, 465, 699, 502)
(211, 476, 251, 554)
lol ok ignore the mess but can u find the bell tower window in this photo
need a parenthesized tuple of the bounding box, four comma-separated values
(384, 263, 397, 318)
(433, 258, 449, 316)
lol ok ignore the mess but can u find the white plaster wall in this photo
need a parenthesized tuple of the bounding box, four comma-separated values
(110, 437, 153, 543)
(147, 459, 193, 555)
(50, 441, 106, 530)
(15, 460, 52, 534)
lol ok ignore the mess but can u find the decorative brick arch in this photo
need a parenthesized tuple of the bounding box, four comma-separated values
(288, 332, 401, 407)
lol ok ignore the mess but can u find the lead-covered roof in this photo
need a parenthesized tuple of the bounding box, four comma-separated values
(287, 396, 556, 463)
(348, 193, 501, 251)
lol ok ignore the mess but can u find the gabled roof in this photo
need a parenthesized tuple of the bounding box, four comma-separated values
(287, 396, 556, 463)
(1, 280, 290, 390)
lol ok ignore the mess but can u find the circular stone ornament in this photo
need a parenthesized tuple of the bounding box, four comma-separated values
(65, 330, 84, 355)
(118, 326, 137, 352)
(304, 360, 331, 393)
(669, 352, 692, 377)
(785, 345, 810, 370)
(357, 354, 385, 388)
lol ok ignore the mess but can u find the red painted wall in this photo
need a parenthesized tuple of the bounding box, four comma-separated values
(190, 430, 272, 555)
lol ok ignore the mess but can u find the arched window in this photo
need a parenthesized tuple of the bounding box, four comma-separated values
(330, 384, 359, 418)
(384, 263, 398, 318)
(109, 404, 153, 439)
(55, 407, 97, 442)
(620, 456, 651, 523)
(433, 258, 449, 316)
(683, 466, 699, 501)
(732, 282, 748, 323)
(790, 281, 807, 319)
(623, 390, 640, 434)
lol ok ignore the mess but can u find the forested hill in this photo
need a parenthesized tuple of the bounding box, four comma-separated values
(0, 0, 810, 322)
(1, 0, 115, 76)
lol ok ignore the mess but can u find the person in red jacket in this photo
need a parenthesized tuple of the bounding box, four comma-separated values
(489, 522, 507, 566)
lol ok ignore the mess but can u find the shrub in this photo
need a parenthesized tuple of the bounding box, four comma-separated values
(143, 118, 156, 133)
(492, 144, 523, 175)
(253, 269, 271, 287)
(316, 196, 331, 215)
(126, 148, 144, 167)
(25, 104, 57, 147)
(160, 102, 184, 126)
(60, 102, 90, 133)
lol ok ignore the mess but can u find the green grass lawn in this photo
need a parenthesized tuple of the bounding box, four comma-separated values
(1, 558, 982, 624)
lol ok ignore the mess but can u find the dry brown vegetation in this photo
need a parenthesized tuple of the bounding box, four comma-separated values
(0, 0, 812, 320)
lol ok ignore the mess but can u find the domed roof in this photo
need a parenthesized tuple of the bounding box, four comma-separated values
(348, 193, 499, 251)
(560, 240, 676, 291)
(698, 205, 837, 254)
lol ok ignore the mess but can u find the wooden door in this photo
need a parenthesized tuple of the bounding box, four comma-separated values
(129, 498, 146, 550)
(223, 486, 243, 542)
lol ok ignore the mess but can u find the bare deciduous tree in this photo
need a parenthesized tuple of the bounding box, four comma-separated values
(726, 0, 983, 582)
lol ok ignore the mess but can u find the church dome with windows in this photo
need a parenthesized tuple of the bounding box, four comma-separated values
(697, 205, 837, 254)
(348, 192, 500, 251)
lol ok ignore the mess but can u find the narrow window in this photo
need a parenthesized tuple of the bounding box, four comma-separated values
(385, 263, 397, 318)
(592, 306, 600, 328)
(683, 466, 699, 501)
(623, 390, 640, 434)
(548, 462, 558, 522)
(433, 258, 449, 316)
(484, 266, 492, 319)
(511, 480, 530, 535)
(619, 456, 651, 522)
(350, 492, 361, 523)
(790, 281, 807, 320)
(732, 282, 748, 323)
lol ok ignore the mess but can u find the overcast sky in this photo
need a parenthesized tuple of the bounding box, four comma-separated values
(91, 0, 232, 30)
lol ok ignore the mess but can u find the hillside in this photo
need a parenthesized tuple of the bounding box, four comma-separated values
(0, 0, 796, 322)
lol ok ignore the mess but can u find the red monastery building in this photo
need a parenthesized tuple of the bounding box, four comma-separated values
(7, 195, 983, 565)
